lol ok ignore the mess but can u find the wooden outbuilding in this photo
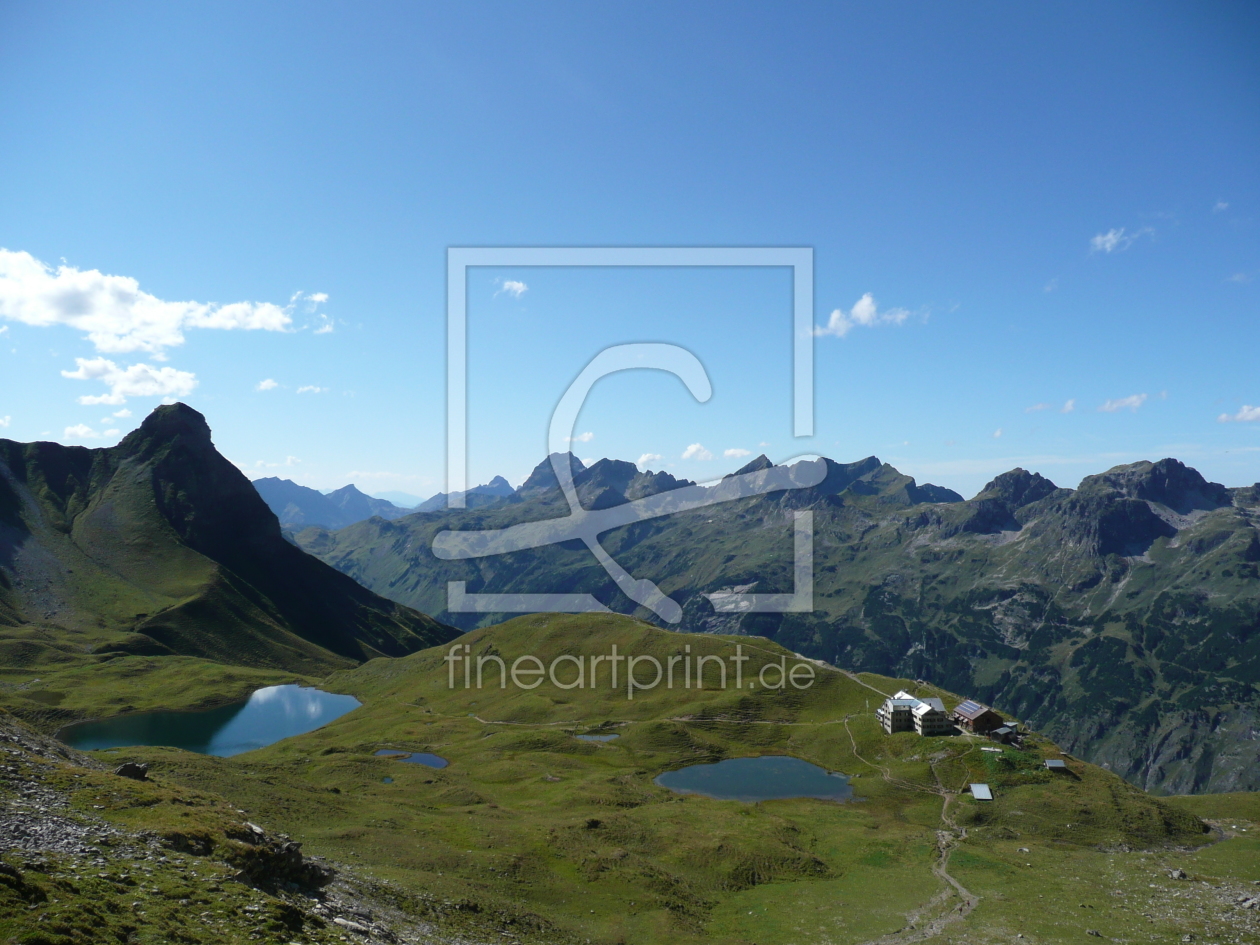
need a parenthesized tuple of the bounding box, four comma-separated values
(952, 699, 1004, 734)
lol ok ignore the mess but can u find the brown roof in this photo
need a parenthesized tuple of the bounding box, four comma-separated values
(953, 700, 996, 720)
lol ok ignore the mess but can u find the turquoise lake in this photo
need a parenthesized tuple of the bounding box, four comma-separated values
(59, 685, 360, 757)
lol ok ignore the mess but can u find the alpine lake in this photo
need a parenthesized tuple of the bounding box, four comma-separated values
(654, 755, 854, 803)
(59, 684, 362, 757)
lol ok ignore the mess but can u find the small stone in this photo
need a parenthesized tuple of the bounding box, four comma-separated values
(1017, 847, 1029, 853)
(1086, 931, 1101, 938)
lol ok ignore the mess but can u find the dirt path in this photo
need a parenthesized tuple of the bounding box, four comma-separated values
(842, 715, 980, 944)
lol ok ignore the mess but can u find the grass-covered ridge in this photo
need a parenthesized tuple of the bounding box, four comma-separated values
(59, 614, 1258, 945)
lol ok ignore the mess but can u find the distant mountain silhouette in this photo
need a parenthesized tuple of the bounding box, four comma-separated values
(254, 478, 411, 529)
(414, 475, 517, 513)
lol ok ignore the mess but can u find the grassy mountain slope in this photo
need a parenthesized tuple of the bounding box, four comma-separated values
(296, 455, 1260, 794)
(61, 615, 1260, 945)
(0, 404, 456, 730)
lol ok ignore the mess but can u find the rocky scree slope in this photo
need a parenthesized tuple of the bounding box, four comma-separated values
(0, 708, 505, 944)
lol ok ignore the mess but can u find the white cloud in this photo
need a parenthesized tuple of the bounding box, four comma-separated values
(112, 408, 131, 418)
(1025, 403, 1052, 413)
(0, 325, 7, 335)
(815, 293, 911, 338)
(993, 428, 1003, 439)
(296, 385, 328, 394)
(0, 416, 9, 428)
(307, 292, 329, 303)
(63, 423, 118, 441)
(637, 453, 662, 467)
(0, 248, 301, 356)
(567, 431, 594, 443)
(1214, 201, 1229, 213)
(681, 443, 713, 461)
(256, 378, 279, 391)
(1218, 405, 1260, 423)
(251, 455, 302, 469)
(496, 280, 528, 299)
(1090, 227, 1154, 254)
(1043, 278, 1058, 293)
(1228, 272, 1252, 284)
(1098, 393, 1148, 413)
(1061, 399, 1076, 413)
(61, 357, 197, 406)
(724, 448, 751, 458)
(758, 441, 770, 447)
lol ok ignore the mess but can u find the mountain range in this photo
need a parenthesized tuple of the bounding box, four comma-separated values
(252, 477, 414, 530)
(295, 450, 1260, 795)
(3, 402, 1257, 797)
(254, 474, 520, 528)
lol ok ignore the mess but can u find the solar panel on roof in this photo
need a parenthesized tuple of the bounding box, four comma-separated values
(969, 783, 993, 800)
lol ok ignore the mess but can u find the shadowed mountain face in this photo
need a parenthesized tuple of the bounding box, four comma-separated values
(297, 453, 1260, 795)
(253, 477, 411, 530)
(0, 405, 455, 679)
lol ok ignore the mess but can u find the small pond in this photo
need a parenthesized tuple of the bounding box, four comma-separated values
(59, 685, 360, 757)
(374, 749, 449, 768)
(654, 755, 852, 803)
(575, 733, 619, 742)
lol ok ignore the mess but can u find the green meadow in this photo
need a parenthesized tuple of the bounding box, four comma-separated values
(21, 613, 1251, 944)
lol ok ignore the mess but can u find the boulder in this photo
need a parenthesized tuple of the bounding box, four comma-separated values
(113, 762, 149, 781)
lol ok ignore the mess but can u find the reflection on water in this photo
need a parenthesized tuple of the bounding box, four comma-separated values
(59, 685, 360, 757)
(654, 755, 852, 803)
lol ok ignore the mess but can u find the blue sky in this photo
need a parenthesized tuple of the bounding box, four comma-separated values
(1, 1, 1257, 501)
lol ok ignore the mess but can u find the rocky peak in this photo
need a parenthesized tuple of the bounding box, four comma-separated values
(625, 469, 693, 501)
(978, 468, 1059, 509)
(478, 475, 515, 496)
(727, 454, 774, 477)
(517, 452, 587, 496)
(128, 402, 212, 445)
(1083, 459, 1231, 514)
